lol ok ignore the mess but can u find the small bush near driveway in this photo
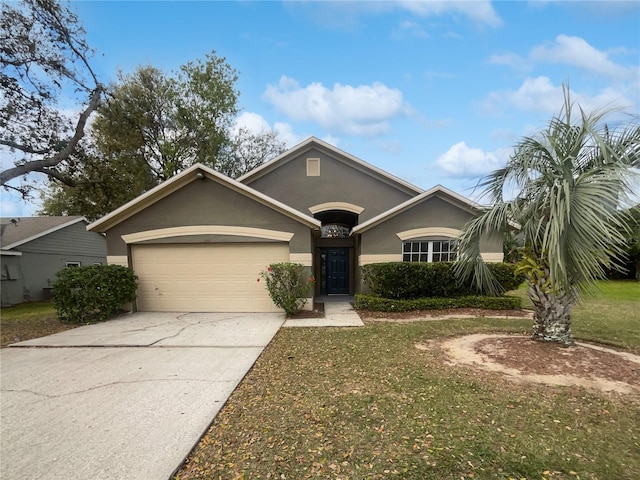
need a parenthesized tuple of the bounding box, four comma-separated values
(260, 262, 314, 317)
(52, 264, 138, 323)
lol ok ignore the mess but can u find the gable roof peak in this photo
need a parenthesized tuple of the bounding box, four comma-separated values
(87, 162, 321, 233)
(352, 185, 482, 235)
(238, 136, 423, 195)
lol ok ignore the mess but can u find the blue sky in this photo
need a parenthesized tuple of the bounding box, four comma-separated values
(2, 0, 639, 217)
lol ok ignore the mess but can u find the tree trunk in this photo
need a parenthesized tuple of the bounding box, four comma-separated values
(527, 272, 577, 346)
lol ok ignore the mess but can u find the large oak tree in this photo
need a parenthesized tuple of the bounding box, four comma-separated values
(40, 56, 286, 220)
(0, 0, 103, 192)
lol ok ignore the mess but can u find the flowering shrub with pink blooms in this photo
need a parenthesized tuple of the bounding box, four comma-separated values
(259, 262, 314, 317)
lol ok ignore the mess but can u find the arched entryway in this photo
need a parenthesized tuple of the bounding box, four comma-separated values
(313, 209, 358, 295)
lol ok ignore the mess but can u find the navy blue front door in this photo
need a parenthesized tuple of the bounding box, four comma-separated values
(326, 248, 349, 294)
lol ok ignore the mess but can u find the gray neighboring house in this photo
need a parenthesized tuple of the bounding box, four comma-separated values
(88, 137, 504, 313)
(1, 216, 107, 306)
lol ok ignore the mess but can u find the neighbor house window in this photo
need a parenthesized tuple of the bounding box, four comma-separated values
(402, 240, 457, 262)
(65, 261, 81, 267)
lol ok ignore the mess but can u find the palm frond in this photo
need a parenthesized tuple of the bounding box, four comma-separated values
(456, 85, 640, 298)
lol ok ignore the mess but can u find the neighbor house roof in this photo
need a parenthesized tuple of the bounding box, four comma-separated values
(87, 163, 322, 233)
(352, 185, 483, 234)
(0, 216, 87, 250)
(238, 136, 424, 196)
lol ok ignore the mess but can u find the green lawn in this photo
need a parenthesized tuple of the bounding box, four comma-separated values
(510, 280, 640, 353)
(176, 281, 640, 480)
(0, 302, 75, 347)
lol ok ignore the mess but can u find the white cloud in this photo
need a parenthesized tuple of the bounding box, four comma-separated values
(232, 112, 340, 149)
(0, 190, 39, 218)
(287, 0, 502, 30)
(392, 20, 429, 39)
(232, 112, 271, 135)
(436, 142, 505, 178)
(530, 34, 637, 81)
(271, 122, 300, 148)
(263, 76, 411, 136)
(396, 0, 502, 28)
(483, 76, 565, 114)
(482, 77, 637, 116)
(488, 52, 530, 73)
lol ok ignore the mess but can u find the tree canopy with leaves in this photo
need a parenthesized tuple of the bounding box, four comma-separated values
(40, 56, 286, 220)
(0, 0, 103, 192)
(453, 88, 640, 346)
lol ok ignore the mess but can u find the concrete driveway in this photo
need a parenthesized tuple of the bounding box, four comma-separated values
(0, 312, 284, 480)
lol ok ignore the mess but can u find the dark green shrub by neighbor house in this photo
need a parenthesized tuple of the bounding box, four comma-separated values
(361, 262, 525, 299)
(52, 264, 138, 323)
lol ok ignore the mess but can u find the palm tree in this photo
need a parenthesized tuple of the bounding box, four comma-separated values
(454, 88, 640, 346)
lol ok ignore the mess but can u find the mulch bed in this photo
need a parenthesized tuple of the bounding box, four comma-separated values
(474, 335, 640, 386)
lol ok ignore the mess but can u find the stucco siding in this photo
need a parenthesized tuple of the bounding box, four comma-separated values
(245, 148, 415, 222)
(360, 196, 474, 255)
(105, 178, 314, 257)
(359, 195, 503, 266)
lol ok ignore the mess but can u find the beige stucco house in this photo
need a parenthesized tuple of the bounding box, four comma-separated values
(88, 137, 502, 312)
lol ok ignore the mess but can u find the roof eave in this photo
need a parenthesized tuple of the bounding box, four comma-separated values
(239, 136, 424, 195)
(1, 217, 87, 250)
(87, 164, 321, 233)
(353, 186, 482, 235)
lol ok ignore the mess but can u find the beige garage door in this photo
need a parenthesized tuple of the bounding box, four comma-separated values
(132, 243, 289, 312)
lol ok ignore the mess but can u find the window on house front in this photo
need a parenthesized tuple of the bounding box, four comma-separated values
(402, 240, 457, 262)
(321, 224, 350, 238)
(65, 262, 81, 267)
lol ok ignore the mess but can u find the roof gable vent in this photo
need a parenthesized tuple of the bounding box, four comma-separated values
(306, 157, 320, 176)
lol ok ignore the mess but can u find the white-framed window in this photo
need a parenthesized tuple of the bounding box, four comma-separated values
(65, 261, 81, 267)
(402, 240, 457, 262)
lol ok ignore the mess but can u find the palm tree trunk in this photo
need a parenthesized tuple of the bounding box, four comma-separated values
(527, 272, 577, 346)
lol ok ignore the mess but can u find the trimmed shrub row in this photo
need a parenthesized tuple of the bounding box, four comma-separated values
(354, 293, 522, 312)
(52, 264, 138, 324)
(361, 262, 525, 299)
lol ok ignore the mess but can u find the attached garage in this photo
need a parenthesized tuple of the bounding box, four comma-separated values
(132, 243, 289, 312)
(87, 164, 321, 313)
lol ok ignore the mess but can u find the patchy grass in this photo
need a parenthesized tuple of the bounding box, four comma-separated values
(0, 302, 75, 347)
(176, 282, 640, 480)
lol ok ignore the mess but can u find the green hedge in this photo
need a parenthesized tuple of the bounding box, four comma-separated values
(354, 293, 522, 312)
(486, 262, 527, 292)
(361, 262, 525, 299)
(52, 264, 138, 324)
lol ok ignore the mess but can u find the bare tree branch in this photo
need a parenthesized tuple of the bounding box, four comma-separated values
(0, 86, 102, 185)
(1, 0, 104, 191)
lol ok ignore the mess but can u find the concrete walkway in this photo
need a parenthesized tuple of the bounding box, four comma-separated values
(283, 301, 365, 327)
(0, 312, 283, 480)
